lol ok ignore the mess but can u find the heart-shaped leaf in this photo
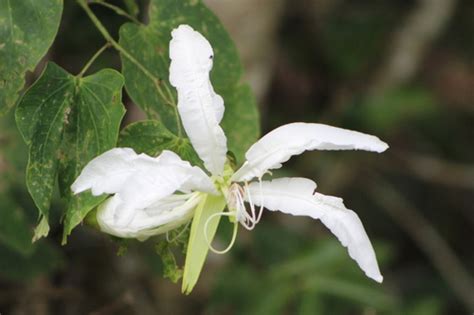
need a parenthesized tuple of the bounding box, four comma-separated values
(15, 63, 125, 241)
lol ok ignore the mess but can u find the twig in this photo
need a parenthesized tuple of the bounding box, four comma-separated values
(368, 175, 474, 311)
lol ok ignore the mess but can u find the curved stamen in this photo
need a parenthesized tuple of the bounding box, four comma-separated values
(236, 187, 257, 230)
(243, 182, 258, 230)
(204, 211, 239, 254)
(228, 182, 264, 231)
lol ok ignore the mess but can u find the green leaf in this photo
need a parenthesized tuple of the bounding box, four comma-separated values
(182, 193, 226, 294)
(119, 120, 177, 156)
(221, 84, 260, 164)
(119, 0, 260, 163)
(118, 120, 202, 166)
(0, 193, 33, 256)
(15, 62, 125, 241)
(59, 69, 125, 242)
(33, 216, 50, 242)
(0, 0, 63, 114)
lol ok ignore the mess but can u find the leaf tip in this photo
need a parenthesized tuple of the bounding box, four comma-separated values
(32, 216, 50, 242)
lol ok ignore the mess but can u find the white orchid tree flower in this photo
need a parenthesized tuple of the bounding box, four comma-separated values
(72, 24, 388, 293)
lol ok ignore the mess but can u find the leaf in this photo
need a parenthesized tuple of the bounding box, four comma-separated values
(118, 120, 176, 156)
(0, 0, 63, 114)
(182, 193, 226, 294)
(15, 62, 125, 241)
(119, 0, 260, 163)
(118, 120, 203, 166)
(0, 193, 34, 256)
(59, 69, 125, 242)
(221, 84, 260, 163)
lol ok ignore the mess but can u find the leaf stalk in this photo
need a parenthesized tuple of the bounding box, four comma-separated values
(78, 42, 111, 78)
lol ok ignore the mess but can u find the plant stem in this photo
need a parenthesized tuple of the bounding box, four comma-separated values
(77, 1, 146, 79)
(89, 0, 141, 24)
(77, 0, 184, 135)
(78, 42, 111, 77)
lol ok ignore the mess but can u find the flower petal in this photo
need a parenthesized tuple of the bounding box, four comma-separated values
(111, 150, 215, 226)
(245, 177, 383, 282)
(233, 122, 388, 181)
(210, 82, 224, 123)
(72, 148, 216, 226)
(169, 24, 227, 175)
(96, 193, 202, 240)
(71, 148, 142, 195)
(72, 148, 215, 196)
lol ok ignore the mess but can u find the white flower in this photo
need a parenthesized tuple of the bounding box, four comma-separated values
(72, 24, 388, 289)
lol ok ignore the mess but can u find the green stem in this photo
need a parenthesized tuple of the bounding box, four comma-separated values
(89, 0, 141, 24)
(76, 0, 176, 108)
(78, 42, 111, 77)
(78, 0, 184, 134)
(78, 0, 185, 134)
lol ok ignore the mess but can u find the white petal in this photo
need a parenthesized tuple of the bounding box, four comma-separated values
(71, 148, 143, 195)
(210, 82, 224, 123)
(72, 148, 216, 227)
(233, 122, 389, 181)
(156, 151, 218, 195)
(169, 24, 227, 175)
(96, 193, 202, 240)
(72, 148, 215, 197)
(169, 25, 214, 90)
(245, 177, 383, 282)
(143, 194, 191, 216)
(112, 150, 216, 226)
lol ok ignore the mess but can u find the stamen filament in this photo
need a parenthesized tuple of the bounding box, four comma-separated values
(204, 211, 239, 254)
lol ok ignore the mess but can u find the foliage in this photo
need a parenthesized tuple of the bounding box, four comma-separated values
(118, 0, 259, 162)
(0, 0, 471, 313)
(0, 0, 63, 114)
(0, 0, 259, 291)
(15, 63, 125, 242)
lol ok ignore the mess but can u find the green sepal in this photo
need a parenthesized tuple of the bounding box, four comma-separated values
(182, 193, 226, 294)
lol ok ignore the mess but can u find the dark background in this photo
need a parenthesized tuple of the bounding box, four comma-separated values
(0, 0, 473, 314)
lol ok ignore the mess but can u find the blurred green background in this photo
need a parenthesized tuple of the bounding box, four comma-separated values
(0, 0, 473, 314)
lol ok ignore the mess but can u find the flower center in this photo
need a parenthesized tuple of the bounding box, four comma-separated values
(203, 180, 264, 255)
